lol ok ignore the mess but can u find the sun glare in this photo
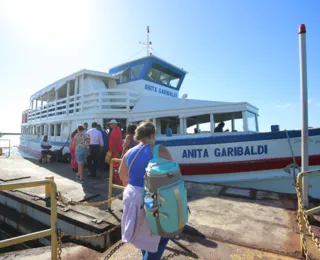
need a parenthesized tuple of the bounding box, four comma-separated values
(1, 0, 91, 47)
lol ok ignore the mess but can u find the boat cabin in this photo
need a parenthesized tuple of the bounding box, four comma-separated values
(128, 95, 259, 139)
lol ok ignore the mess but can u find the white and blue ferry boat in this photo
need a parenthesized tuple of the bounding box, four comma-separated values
(20, 28, 320, 197)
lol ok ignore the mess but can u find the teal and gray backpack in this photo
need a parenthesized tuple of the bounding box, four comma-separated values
(143, 144, 189, 238)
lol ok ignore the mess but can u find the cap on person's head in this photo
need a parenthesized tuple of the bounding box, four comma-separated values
(109, 119, 118, 124)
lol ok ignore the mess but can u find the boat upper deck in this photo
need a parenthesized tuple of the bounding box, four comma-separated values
(21, 55, 261, 138)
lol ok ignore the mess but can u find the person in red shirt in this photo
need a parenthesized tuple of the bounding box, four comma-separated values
(108, 119, 123, 166)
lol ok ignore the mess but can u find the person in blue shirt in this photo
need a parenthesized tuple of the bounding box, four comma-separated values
(165, 124, 172, 137)
(97, 124, 108, 170)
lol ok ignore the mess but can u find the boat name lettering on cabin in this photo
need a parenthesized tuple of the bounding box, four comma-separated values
(144, 84, 178, 98)
(182, 149, 209, 158)
(182, 145, 267, 159)
(214, 145, 268, 157)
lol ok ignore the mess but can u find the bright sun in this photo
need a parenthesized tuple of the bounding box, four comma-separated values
(1, 0, 91, 47)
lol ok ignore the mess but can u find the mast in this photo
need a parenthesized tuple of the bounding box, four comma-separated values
(140, 26, 152, 56)
(299, 24, 309, 207)
(147, 26, 150, 56)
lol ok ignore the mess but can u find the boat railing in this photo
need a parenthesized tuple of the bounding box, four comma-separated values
(108, 158, 125, 208)
(0, 179, 58, 259)
(26, 89, 140, 122)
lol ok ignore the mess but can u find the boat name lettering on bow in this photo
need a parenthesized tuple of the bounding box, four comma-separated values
(144, 84, 178, 98)
(214, 145, 268, 157)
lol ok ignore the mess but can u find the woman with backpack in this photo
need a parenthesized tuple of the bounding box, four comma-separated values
(119, 121, 173, 260)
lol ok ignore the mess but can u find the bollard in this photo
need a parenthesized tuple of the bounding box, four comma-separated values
(45, 176, 54, 207)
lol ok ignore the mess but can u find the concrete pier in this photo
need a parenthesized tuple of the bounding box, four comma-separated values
(1, 155, 320, 259)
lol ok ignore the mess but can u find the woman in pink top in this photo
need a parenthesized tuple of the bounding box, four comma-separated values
(72, 125, 90, 184)
(69, 129, 78, 172)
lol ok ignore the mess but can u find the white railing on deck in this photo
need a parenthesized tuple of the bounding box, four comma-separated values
(27, 89, 140, 122)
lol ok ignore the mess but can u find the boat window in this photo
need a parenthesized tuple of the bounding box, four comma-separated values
(131, 64, 144, 80)
(69, 80, 75, 96)
(50, 125, 54, 136)
(41, 93, 48, 108)
(186, 114, 211, 134)
(120, 68, 130, 83)
(102, 79, 109, 89)
(156, 116, 180, 135)
(247, 112, 257, 131)
(57, 85, 67, 100)
(214, 112, 243, 132)
(76, 78, 80, 94)
(56, 124, 61, 136)
(147, 63, 181, 88)
(48, 90, 56, 102)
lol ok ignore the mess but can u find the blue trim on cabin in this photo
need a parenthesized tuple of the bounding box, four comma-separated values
(20, 128, 320, 148)
(109, 56, 186, 91)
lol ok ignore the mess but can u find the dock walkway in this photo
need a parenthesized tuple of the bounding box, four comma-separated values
(0, 155, 320, 259)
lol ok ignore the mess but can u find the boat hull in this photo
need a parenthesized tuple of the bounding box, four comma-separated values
(19, 128, 320, 181)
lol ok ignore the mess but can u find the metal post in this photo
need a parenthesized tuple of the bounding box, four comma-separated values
(50, 180, 58, 260)
(242, 111, 248, 132)
(47, 92, 49, 119)
(41, 95, 43, 112)
(45, 176, 54, 207)
(55, 91, 58, 117)
(152, 118, 157, 132)
(66, 82, 70, 115)
(179, 118, 184, 134)
(299, 24, 309, 208)
(255, 114, 259, 132)
(210, 114, 214, 134)
(231, 115, 235, 132)
(108, 160, 114, 209)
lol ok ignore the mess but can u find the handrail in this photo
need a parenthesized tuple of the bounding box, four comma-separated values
(0, 139, 11, 158)
(108, 158, 125, 208)
(296, 169, 320, 258)
(26, 89, 140, 122)
(0, 179, 58, 260)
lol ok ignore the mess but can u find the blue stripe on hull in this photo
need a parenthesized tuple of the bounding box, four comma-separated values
(20, 128, 320, 147)
(157, 128, 320, 147)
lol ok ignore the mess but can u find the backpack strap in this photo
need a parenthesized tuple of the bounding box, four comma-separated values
(127, 144, 146, 176)
(153, 144, 161, 159)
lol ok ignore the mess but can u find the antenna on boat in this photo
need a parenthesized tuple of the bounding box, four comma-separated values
(139, 26, 153, 56)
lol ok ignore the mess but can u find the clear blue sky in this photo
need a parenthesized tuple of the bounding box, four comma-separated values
(0, 0, 319, 133)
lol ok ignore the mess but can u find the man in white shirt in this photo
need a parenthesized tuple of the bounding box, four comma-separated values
(86, 122, 104, 177)
(39, 135, 53, 164)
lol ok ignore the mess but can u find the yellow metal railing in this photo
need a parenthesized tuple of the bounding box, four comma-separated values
(108, 158, 125, 208)
(0, 139, 11, 158)
(296, 169, 320, 259)
(0, 180, 58, 260)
